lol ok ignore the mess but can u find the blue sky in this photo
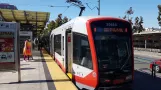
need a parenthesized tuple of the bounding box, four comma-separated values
(1, 0, 161, 28)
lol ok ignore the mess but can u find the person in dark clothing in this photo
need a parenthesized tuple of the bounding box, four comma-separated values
(40, 40, 43, 50)
(38, 39, 44, 50)
(38, 39, 41, 50)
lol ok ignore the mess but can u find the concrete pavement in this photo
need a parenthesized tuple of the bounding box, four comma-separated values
(134, 49, 161, 78)
(0, 50, 48, 90)
(134, 50, 161, 90)
(134, 50, 161, 59)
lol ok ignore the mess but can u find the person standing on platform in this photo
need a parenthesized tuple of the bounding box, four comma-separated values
(38, 39, 40, 50)
(23, 39, 33, 61)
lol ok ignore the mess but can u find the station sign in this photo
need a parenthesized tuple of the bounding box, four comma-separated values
(19, 31, 32, 36)
(0, 22, 20, 71)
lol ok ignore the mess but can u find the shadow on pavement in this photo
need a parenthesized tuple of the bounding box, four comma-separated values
(0, 79, 70, 84)
(21, 67, 35, 70)
(133, 70, 161, 90)
(25, 59, 54, 62)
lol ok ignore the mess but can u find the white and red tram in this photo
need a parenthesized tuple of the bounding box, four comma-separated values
(49, 16, 134, 90)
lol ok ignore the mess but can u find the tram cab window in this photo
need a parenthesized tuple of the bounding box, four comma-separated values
(73, 33, 93, 69)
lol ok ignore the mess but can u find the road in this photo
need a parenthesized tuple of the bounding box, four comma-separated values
(133, 54, 161, 90)
(134, 55, 158, 71)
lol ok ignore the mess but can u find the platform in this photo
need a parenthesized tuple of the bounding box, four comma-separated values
(0, 49, 78, 90)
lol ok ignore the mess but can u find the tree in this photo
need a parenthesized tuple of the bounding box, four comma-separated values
(122, 7, 134, 25)
(47, 20, 55, 31)
(157, 5, 161, 26)
(55, 14, 70, 27)
(55, 14, 63, 27)
(121, 7, 144, 33)
(133, 16, 144, 33)
(41, 28, 49, 36)
(125, 7, 134, 20)
(138, 16, 145, 33)
(40, 14, 70, 36)
(63, 16, 69, 24)
(123, 15, 127, 19)
(133, 17, 139, 33)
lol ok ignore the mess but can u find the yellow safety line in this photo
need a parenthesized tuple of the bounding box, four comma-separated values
(67, 73, 72, 79)
(42, 50, 78, 90)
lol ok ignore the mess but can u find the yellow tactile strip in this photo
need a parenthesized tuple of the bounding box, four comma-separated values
(42, 49, 78, 90)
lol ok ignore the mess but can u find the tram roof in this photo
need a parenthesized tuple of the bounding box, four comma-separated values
(0, 9, 50, 31)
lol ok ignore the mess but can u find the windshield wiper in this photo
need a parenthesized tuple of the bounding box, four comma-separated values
(120, 43, 131, 70)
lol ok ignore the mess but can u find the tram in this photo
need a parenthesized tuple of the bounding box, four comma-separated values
(49, 16, 134, 90)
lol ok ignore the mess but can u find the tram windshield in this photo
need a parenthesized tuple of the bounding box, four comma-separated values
(91, 20, 133, 72)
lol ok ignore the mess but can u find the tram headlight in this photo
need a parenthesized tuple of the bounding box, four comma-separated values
(126, 75, 132, 80)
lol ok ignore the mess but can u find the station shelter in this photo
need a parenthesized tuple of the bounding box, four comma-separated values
(0, 9, 50, 54)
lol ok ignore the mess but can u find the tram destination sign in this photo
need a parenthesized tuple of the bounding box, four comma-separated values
(94, 27, 128, 33)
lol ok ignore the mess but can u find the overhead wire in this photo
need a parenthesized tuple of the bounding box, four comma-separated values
(61, 4, 73, 14)
(85, 3, 98, 10)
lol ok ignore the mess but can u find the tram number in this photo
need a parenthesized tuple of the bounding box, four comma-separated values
(74, 72, 83, 76)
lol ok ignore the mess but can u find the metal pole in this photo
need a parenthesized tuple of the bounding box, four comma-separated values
(17, 23, 21, 82)
(36, 12, 37, 37)
(98, 0, 100, 15)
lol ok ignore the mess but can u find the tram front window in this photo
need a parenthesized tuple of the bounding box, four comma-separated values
(94, 34, 132, 72)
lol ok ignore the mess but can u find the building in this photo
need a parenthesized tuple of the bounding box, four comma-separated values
(0, 3, 18, 10)
(133, 30, 161, 52)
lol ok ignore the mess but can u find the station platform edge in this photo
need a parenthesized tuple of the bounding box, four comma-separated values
(41, 49, 78, 90)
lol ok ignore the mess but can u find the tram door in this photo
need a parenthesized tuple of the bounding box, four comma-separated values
(66, 30, 72, 75)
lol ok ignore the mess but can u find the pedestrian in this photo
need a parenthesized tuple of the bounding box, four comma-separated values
(40, 40, 44, 50)
(23, 39, 33, 61)
(38, 38, 41, 50)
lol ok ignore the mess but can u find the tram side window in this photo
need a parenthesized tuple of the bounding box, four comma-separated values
(54, 34, 61, 55)
(73, 33, 93, 69)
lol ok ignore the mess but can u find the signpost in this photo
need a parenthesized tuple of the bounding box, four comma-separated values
(0, 22, 21, 82)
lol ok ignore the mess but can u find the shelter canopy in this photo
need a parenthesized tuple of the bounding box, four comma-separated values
(0, 9, 50, 31)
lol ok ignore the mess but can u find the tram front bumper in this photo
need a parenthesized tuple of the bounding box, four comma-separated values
(98, 83, 133, 90)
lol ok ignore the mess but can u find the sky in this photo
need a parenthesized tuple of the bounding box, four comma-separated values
(1, 0, 161, 28)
